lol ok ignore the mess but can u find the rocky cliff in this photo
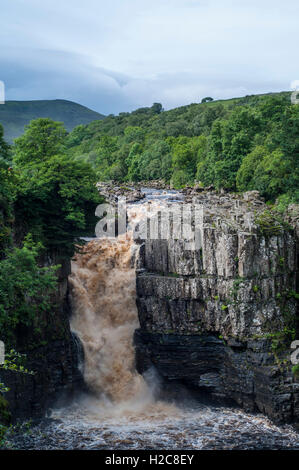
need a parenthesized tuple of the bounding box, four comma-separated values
(134, 191, 299, 423)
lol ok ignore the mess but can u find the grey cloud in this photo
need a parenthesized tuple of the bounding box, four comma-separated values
(0, 48, 134, 114)
(0, 1, 298, 114)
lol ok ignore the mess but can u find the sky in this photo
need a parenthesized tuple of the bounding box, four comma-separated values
(0, 0, 298, 115)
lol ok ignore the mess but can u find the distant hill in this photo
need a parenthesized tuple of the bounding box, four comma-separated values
(0, 99, 105, 143)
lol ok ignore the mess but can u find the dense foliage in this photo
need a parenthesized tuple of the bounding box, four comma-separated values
(13, 118, 102, 255)
(0, 124, 14, 255)
(0, 118, 102, 356)
(0, 236, 58, 342)
(65, 92, 299, 207)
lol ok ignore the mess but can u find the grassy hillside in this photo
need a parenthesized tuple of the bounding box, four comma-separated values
(0, 99, 104, 143)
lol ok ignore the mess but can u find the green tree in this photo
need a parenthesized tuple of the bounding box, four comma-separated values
(171, 169, 190, 188)
(166, 120, 187, 137)
(94, 135, 119, 179)
(0, 125, 10, 168)
(196, 135, 208, 181)
(13, 118, 67, 166)
(253, 149, 293, 201)
(258, 95, 289, 123)
(126, 142, 143, 181)
(0, 127, 15, 256)
(203, 108, 262, 189)
(0, 236, 58, 343)
(236, 146, 269, 192)
(172, 137, 198, 173)
(151, 103, 163, 114)
(138, 140, 172, 181)
(280, 105, 299, 167)
(124, 126, 145, 144)
(14, 154, 101, 255)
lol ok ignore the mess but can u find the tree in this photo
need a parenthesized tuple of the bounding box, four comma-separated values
(196, 105, 224, 134)
(236, 146, 269, 192)
(202, 107, 262, 190)
(0, 168, 16, 256)
(170, 137, 200, 186)
(94, 135, 119, 178)
(124, 126, 145, 144)
(14, 154, 101, 255)
(172, 137, 198, 174)
(0, 127, 15, 255)
(252, 149, 290, 201)
(196, 136, 208, 181)
(126, 142, 143, 181)
(138, 140, 172, 181)
(151, 103, 163, 114)
(166, 120, 187, 137)
(65, 124, 86, 147)
(13, 118, 67, 166)
(258, 95, 289, 123)
(0, 236, 58, 344)
(201, 97, 213, 103)
(280, 105, 299, 167)
(171, 169, 190, 188)
(0, 125, 10, 168)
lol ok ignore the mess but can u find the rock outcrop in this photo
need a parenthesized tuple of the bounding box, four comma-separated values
(134, 192, 299, 423)
(96, 182, 145, 204)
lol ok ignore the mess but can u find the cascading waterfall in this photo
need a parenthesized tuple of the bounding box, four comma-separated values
(68, 197, 175, 416)
(69, 236, 150, 404)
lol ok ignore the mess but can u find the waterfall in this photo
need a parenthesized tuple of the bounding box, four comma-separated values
(69, 236, 151, 403)
(67, 191, 182, 418)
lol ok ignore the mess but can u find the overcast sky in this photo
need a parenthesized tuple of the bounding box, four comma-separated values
(0, 0, 298, 114)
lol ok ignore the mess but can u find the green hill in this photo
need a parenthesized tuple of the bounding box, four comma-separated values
(65, 91, 291, 148)
(0, 99, 105, 143)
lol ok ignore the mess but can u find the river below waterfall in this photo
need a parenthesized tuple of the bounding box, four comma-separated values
(5, 188, 299, 451)
(5, 398, 299, 450)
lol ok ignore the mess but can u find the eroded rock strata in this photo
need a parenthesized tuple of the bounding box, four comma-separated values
(134, 192, 299, 423)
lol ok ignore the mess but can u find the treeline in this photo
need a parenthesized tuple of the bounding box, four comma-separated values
(65, 92, 299, 209)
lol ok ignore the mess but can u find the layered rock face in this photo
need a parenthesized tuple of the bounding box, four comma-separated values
(134, 192, 299, 423)
(1, 253, 83, 422)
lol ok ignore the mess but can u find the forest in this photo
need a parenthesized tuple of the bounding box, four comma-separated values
(64, 91, 299, 211)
